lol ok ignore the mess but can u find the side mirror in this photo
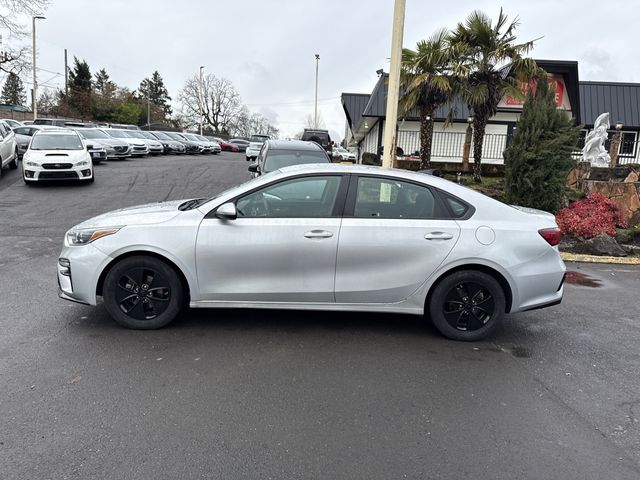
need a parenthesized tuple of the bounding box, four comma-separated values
(215, 202, 237, 220)
(248, 163, 259, 173)
(86, 144, 94, 150)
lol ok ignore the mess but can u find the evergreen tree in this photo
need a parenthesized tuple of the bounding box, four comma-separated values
(504, 78, 581, 213)
(138, 70, 172, 118)
(66, 57, 93, 117)
(68, 57, 92, 92)
(93, 68, 116, 98)
(1, 72, 26, 106)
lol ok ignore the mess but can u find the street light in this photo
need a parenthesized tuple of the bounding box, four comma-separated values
(314, 54, 320, 129)
(32, 15, 45, 121)
(199, 65, 204, 135)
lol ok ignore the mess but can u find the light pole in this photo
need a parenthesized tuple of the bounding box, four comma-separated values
(31, 15, 45, 121)
(381, 0, 406, 169)
(314, 54, 320, 129)
(199, 66, 204, 135)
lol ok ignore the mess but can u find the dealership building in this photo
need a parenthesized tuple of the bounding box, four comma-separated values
(341, 60, 640, 165)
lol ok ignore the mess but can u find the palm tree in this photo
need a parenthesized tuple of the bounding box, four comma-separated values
(450, 8, 540, 182)
(400, 29, 455, 169)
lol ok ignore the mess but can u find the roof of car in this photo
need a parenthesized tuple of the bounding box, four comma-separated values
(266, 139, 325, 151)
(33, 128, 77, 135)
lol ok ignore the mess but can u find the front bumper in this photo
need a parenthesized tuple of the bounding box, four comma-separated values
(24, 164, 93, 182)
(57, 243, 113, 306)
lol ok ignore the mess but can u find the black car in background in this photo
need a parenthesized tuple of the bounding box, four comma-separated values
(248, 139, 331, 177)
(300, 129, 332, 155)
(163, 131, 202, 154)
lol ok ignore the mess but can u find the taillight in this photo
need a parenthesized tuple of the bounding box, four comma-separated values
(539, 227, 561, 246)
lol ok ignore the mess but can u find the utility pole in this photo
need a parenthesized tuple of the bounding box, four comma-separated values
(64, 48, 68, 96)
(147, 95, 150, 130)
(31, 15, 45, 121)
(314, 54, 320, 129)
(199, 66, 204, 135)
(381, 0, 405, 169)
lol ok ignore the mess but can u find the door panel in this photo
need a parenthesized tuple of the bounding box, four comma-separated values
(335, 218, 459, 303)
(335, 175, 460, 304)
(196, 217, 341, 302)
(195, 174, 347, 303)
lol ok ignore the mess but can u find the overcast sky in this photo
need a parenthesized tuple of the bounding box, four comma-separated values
(3, 0, 639, 138)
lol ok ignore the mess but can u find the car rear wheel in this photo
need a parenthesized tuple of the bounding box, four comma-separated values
(103, 256, 184, 329)
(9, 149, 18, 169)
(428, 270, 505, 341)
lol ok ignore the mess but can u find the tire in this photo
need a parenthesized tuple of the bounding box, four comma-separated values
(103, 255, 184, 329)
(9, 149, 18, 169)
(428, 270, 505, 341)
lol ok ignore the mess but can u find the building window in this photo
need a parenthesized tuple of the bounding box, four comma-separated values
(619, 131, 637, 156)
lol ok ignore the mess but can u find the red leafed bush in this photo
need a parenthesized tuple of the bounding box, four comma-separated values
(556, 193, 628, 238)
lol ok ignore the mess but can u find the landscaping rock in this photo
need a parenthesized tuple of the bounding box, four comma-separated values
(581, 234, 627, 257)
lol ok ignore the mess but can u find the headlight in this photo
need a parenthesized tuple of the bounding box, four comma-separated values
(25, 161, 39, 167)
(66, 227, 121, 246)
(76, 160, 90, 166)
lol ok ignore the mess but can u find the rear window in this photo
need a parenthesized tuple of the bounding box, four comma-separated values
(250, 135, 270, 143)
(263, 150, 329, 172)
(302, 131, 329, 144)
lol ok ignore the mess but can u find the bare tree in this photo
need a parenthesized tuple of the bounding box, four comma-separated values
(233, 107, 279, 138)
(0, 0, 49, 74)
(178, 73, 245, 134)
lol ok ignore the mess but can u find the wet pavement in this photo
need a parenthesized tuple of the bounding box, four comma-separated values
(1, 154, 639, 479)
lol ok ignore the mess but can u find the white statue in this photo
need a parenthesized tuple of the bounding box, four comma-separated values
(582, 112, 610, 167)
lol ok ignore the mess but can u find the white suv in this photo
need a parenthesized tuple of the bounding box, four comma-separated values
(22, 129, 94, 184)
(0, 120, 18, 177)
(245, 134, 270, 161)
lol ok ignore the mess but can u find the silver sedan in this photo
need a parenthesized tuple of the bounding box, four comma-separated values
(57, 164, 566, 341)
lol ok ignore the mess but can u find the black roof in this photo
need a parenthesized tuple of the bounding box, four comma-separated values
(346, 60, 594, 125)
(341, 93, 370, 132)
(580, 81, 640, 127)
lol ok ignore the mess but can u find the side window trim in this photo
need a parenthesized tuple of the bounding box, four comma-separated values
(343, 174, 472, 220)
(205, 173, 349, 219)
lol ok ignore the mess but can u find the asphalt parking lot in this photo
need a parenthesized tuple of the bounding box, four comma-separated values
(1, 153, 639, 479)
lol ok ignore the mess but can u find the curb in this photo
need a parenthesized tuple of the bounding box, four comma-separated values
(560, 252, 640, 265)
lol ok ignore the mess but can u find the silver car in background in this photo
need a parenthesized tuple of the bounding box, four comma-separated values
(74, 128, 131, 159)
(57, 164, 565, 341)
(100, 129, 149, 156)
(126, 130, 164, 155)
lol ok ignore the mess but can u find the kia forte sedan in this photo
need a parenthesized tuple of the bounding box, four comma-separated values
(57, 164, 565, 341)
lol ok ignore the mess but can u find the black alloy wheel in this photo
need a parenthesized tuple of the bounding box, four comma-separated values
(9, 148, 18, 169)
(103, 256, 184, 329)
(429, 270, 505, 341)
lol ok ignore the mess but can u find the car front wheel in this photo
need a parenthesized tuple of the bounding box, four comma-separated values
(103, 255, 184, 329)
(428, 270, 505, 341)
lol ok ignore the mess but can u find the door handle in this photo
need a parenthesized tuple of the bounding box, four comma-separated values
(304, 230, 334, 239)
(424, 232, 453, 240)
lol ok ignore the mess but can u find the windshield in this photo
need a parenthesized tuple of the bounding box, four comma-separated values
(77, 129, 110, 139)
(105, 129, 131, 139)
(250, 135, 269, 143)
(126, 131, 146, 139)
(263, 150, 329, 172)
(153, 132, 172, 140)
(31, 133, 83, 150)
(138, 131, 157, 140)
(183, 133, 199, 141)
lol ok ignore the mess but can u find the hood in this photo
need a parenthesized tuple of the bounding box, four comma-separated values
(25, 149, 88, 163)
(122, 138, 146, 147)
(73, 199, 189, 229)
(93, 138, 128, 147)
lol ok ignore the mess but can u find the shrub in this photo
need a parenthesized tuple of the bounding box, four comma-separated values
(556, 193, 628, 238)
(504, 79, 581, 213)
